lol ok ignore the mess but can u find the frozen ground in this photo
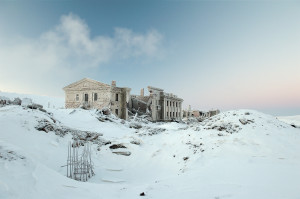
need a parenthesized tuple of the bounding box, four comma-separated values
(0, 93, 300, 199)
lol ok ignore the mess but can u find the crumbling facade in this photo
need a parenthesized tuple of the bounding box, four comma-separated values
(130, 86, 183, 122)
(63, 78, 131, 120)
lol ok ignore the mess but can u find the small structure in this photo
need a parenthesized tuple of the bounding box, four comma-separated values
(130, 86, 183, 122)
(67, 142, 94, 182)
(63, 78, 131, 120)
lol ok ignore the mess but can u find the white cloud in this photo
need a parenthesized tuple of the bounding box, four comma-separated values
(0, 13, 163, 96)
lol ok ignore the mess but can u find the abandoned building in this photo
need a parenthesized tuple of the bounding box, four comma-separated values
(63, 78, 184, 122)
(183, 105, 220, 119)
(63, 78, 131, 120)
(130, 86, 183, 121)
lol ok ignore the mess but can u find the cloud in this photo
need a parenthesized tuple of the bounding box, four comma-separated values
(0, 13, 163, 96)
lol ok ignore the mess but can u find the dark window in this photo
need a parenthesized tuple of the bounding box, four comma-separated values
(76, 94, 79, 101)
(176, 102, 178, 107)
(173, 102, 175, 106)
(167, 112, 169, 117)
(176, 112, 178, 117)
(115, 109, 118, 115)
(167, 101, 169, 106)
(173, 112, 175, 117)
(84, 94, 88, 102)
(116, 93, 119, 101)
(94, 93, 98, 101)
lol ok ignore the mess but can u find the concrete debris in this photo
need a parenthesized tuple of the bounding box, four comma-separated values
(239, 118, 254, 125)
(112, 151, 131, 156)
(109, 144, 126, 149)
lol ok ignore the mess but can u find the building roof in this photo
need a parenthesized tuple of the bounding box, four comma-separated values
(62, 78, 110, 90)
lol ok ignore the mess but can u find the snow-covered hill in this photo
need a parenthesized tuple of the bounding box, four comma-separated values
(0, 91, 64, 108)
(1, 94, 300, 199)
(278, 115, 300, 127)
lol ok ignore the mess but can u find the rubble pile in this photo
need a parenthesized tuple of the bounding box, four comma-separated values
(35, 119, 105, 147)
(0, 96, 49, 114)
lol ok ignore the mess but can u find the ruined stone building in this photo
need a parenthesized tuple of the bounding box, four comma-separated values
(130, 86, 183, 121)
(63, 78, 131, 120)
(63, 78, 184, 122)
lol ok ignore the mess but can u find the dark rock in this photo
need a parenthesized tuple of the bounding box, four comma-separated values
(38, 108, 47, 113)
(140, 192, 145, 196)
(28, 103, 43, 110)
(183, 157, 189, 161)
(109, 144, 126, 149)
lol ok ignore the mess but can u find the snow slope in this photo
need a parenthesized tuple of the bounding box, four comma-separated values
(0, 91, 64, 108)
(0, 98, 300, 199)
(278, 115, 300, 127)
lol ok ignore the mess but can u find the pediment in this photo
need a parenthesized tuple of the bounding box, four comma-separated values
(63, 78, 110, 90)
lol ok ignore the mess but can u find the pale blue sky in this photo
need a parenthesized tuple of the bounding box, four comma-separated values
(0, 0, 299, 115)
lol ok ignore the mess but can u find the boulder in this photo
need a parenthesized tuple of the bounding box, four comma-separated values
(12, 98, 22, 105)
(109, 144, 126, 149)
(27, 103, 43, 110)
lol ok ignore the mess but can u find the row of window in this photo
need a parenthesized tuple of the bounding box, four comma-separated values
(75, 93, 119, 102)
(166, 111, 180, 118)
(166, 101, 180, 107)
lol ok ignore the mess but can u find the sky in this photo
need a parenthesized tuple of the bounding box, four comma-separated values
(0, 0, 299, 116)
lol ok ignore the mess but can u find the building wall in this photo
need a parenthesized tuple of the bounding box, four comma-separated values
(64, 80, 111, 109)
(162, 96, 183, 121)
(148, 86, 183, 122)
(63, 79, 130, 120)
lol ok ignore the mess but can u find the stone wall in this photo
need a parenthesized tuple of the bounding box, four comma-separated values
(63, 78, 130, 120)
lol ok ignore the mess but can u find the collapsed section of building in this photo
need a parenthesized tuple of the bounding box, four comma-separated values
(130, 86, 183, 122)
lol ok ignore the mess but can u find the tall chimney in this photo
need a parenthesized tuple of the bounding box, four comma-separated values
(111, 80, 116, 87)
(140, 88, 144, 97)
